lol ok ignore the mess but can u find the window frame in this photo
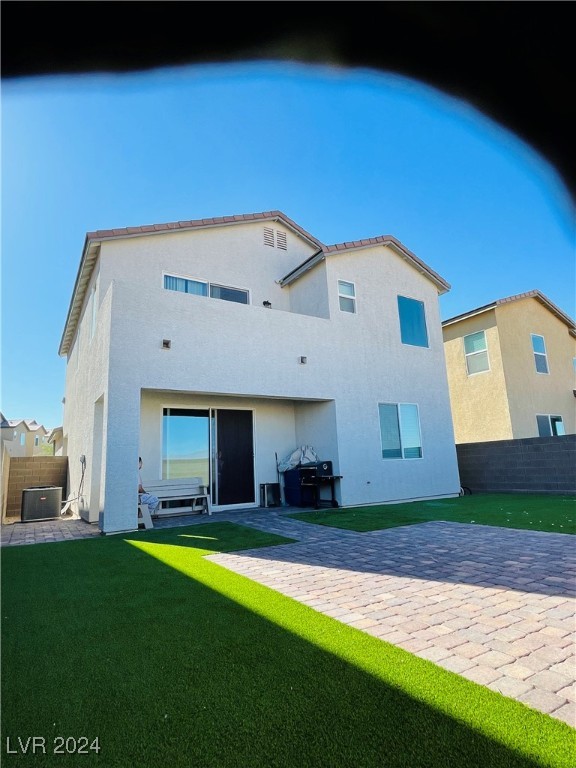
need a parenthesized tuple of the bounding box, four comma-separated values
(209, 283, 250, 305)
(338, 280, 356, 314)
(531, 333, 549, 374)
(163, 272, 249, 305)
(536, 414, 565, 437)
(463, 330, 490, 375)
(397, 295, 429, 348)
(378, 402, 423, 460)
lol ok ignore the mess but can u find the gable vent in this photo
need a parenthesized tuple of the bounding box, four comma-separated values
(276, 230, 287, 250)
(264, 226, 288, 249)
(264, 226, 275, 247)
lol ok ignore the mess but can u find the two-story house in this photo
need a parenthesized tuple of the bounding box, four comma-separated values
(0, 413, 49, 458)
(442, 290, 576, 444)
(59, 210, 461, 534)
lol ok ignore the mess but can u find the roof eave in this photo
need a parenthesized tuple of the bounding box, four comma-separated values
(384, 240, 450, 294)
(58, 238, 100, 357)
(278, 249, 325, 286)
(442, 291, 575, 331)
(280, 238, 450, 294)
(442, 303, 497, 327)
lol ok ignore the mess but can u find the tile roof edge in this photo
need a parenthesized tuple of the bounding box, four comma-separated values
(324, 235, 449, 292)
(442, 290, 575, 328)
(84, 210, 323, 247)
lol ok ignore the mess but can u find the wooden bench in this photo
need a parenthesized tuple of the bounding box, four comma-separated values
(139, 479, 212, 528)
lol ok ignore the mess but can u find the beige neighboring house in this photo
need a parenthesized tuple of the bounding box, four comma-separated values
(0, 413, 50, 457)
(47, 426, 65, 456)
(442, 290, 576, 443)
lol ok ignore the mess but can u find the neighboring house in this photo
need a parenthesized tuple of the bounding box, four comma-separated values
(47, 426, 65, 456)
(442, 290, 576, 444)
(0, 413, 50, 457)
(59, 210, 461, 534)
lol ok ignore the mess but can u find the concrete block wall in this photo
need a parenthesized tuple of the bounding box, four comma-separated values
(456, 434, 576, 494)
(3, 456, 68, 521)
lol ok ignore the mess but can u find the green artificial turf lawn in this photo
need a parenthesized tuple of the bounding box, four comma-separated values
(2, 521, 574, 767)
(289, 493, 576, 534)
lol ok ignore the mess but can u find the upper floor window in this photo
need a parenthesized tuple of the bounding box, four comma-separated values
(379, 402, 422, 459)
(338, 280, 356, 313)
(264, 226, 287, 250)
(537, 414, 565, 437)
(20, 433, 25, 446)
(34, 436, 39, 446)
(164, 274, 248, 305)
(531, 334, 549, 374)
(397, 296, 429, 347)
(464, 330, 489, 375)
(164, 275, 207, 296)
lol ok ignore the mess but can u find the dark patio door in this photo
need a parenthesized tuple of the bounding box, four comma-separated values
(213, 409, 254, 506)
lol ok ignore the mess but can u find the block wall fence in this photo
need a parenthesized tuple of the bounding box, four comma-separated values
(456, 434, 576, 495)
(2, 456, 68, 521)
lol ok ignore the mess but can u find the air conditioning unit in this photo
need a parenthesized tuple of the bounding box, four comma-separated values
(21, 486, 62, 522)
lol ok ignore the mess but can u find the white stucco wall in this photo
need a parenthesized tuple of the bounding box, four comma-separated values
(62, 221, 460, 532)
(62, 279, 112, 523)
(98, 221, 318, 316)
(321, 246, 460, 505)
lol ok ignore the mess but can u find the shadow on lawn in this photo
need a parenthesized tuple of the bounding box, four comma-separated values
(2, 528, 570, 768)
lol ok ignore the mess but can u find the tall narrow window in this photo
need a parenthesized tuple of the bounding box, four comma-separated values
(379, 403, 422, 459)
(531, 334, 549, 374)
(463, 331, 489, 374)
(338, 280, 356, 313)
(398, 296, 429, 347)
(537, 414, 565, 437)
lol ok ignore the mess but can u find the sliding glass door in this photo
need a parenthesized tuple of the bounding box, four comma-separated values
(162, 407, 254, 507)
(162, 409, 210, 484)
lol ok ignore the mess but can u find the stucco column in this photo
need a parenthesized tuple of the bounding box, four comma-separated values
(98, 387, 140, 534)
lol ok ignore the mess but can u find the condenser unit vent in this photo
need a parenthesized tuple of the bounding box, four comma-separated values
(21, 486, 62, 522)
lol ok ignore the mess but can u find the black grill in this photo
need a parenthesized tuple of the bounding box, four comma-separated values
(299, 460, 333, 477)
(283, 461, 341, 509)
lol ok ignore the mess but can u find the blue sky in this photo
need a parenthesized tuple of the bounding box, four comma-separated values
(2, 61, 574, 429)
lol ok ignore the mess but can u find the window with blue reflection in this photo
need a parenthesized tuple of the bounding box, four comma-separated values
(398, 296, 429, 347)
(379, 403, 422, 459)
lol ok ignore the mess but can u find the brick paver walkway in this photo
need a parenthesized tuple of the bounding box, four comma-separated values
(207, 514, 576, 727)
(2, 510, 575, 727)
